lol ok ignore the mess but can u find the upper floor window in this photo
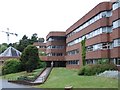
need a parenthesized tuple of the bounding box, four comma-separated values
(67, 49, 79, 55)
(112, 1, 120, 10)
(67, 27, 112, 47)
(67, 10, 112, 38)
(47, 36, 65, 41)
(47, 45, 64, 49)
(86, 42, 111, 52)
(113, 19, 120, 29)
(114, 38, 120, 47)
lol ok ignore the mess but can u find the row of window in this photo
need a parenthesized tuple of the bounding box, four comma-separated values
(86, 39, 120, 52)
(47, 36, 65, 41)
(47, 45, 64, 49)
(113, 19, 120, 29)
(86, 43, 112, 52)
(47, 53, 63, 56)
(66, 60, 79, 65)
(67, 49, 79, 55)
(67, 10, 112, 38)
(110, 58, 120, 66)
(112, 1, 120, 10)
(86, 58, 120, 65)
(36, 46, 46, 49)
(67, 27, 112, 46)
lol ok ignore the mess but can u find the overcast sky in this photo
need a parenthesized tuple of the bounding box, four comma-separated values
(0, 0, 110, 44)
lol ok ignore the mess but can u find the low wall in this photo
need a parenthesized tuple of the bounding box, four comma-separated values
(8, 80, 42, 85)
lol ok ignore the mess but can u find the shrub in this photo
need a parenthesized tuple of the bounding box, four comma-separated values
(78, 64, 117, 76)
(2, 59, 22, 75)
(78, 66, 85, 75)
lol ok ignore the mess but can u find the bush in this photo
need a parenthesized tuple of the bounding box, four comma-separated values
(78, 66, 85, 75)
(2, 59, 22, 75)
(78, 64, 117, 76)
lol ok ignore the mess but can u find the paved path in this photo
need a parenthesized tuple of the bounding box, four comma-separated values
(0, 79, 31, 89)
(33, 67, 51, 83)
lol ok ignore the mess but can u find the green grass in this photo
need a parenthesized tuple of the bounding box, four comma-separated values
(34, 68, 118, 88)
(1, 68, 44, 80)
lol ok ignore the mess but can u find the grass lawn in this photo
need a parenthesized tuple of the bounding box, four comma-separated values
(1, 68, 44, 80)
(34, 68, 118, 88)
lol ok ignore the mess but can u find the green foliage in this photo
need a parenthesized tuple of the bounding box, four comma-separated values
(16, 34, 39, 52)
(20, 45, 40, 72)
(17, 35, 30, 52)
(2, 59, 22, 75)
(39, 51, 46, 56)
(36, 68, 118, 88)
(81, 38, 86, 66)
(17, 68, 44, 81)
(30, 33, 38, 44)
(17, 75, 35, 81)
(37, 61, 46, 69)
(0, 43, 8, 54)
(98, 58, 109, 64)
(78, 64, 117, 76)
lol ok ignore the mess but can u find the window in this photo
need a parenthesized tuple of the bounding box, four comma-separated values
(102, 43, 110, 50)
(66, 11, 112, 38)
(112, 1, 120, 10)
(114, 38, 120, 47)
(36, 46, 39, 48)
(113, 19, 120, 29)
(86, 42, 111, 52)
(67, 27, 112, 47)
(67, 49, 79, 55)
(109, 42, 114, 49)
(87, 46, 93, 52)
(67, 60, 79, 65)
(47, 53, 63, 56)
(93, 44, 102, 51)
(116, 58, 120, 66)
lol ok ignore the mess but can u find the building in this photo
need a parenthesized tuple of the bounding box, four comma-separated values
(0, 46, 21, 65)
(46, 31, 66, 67)
(66, 1, 120, 69)
(35, 1, 120, 70)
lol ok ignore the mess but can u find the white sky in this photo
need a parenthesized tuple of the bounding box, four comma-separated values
(0, 0, 110, 44)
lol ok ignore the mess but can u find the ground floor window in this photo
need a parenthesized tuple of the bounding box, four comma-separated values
(86, 58, 120, 66)
(86, 59, 99, 64)
(67, 60, 79, 65)
(110, 58, 120, 66)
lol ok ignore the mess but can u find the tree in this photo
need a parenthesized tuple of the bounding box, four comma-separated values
(17, 35, 30, 52)
(38, 38, 44, 43)
(81, 38, 86, 66)
(30, 33, 38, 44)
(20, 45, 39, 72)
(0, 43, 8, 54)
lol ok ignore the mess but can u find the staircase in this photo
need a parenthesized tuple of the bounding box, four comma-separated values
(33, 67, 52, 83)
(31, 67, 53, 84)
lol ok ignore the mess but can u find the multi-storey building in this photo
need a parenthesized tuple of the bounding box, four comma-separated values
(66, 1, 120, 69)
(35, 1, 120, 70)
(46, 32, 66, 67)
